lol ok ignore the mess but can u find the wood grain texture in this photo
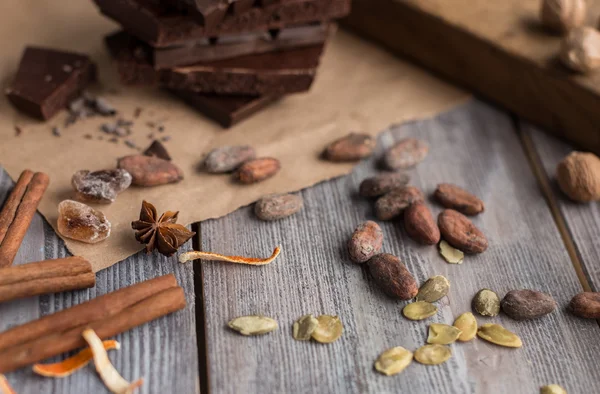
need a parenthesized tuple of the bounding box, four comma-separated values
(0, 169, 199, 394)
(524, 123, 600, 291)
(200, 100, 600, 394)
(343, 0, 600, 154)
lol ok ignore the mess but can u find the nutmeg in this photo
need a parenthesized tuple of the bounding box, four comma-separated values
(540, 0, 586, 34)
(556, 151, 600, 202)
(560, 27, 600, 73)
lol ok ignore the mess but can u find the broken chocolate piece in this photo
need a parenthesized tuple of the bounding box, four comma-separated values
(92, 0, 350, 47)
(131, 23, 331, 68)
(6, 47, 96, 120)
(144, 140, 172, 161)
(172, 91, 279, 127)
(106, 31, 323, 95)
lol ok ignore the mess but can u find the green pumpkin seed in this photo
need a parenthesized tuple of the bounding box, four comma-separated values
(416, 275, 450, 303)
(472, 289, 500, 317)
(311, 315, 343, 343)
(228, 315, 278, 336)
(414, 344, 452, 365)
(540, 384, 567, 394)
(477, 323, 522, 348)
(453, 312, 477, 342)
(293, 314, 319, 341)
(439, 240, 464, 264)
(427, 323, 462, 345)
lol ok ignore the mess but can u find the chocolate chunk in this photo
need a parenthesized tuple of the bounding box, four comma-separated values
(6, 47, 96, 120)
(92, 0, 350, 47)
(143, 24, 330, 68)
(172, 90, 279, 127)
(144, 140, 172, 160)
(106, 31, 323, 95)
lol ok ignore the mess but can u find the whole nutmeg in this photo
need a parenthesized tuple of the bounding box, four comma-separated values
(540, 0, 586, 34)
(560, 27, 600, 73)
(556, 151, 600, 202)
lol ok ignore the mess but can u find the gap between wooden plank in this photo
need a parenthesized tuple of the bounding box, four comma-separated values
(192, 222, 210, 394)
(515, 119, 593, 292)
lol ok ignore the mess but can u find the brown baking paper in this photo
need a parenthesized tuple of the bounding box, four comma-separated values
(0, 0, 468, 272)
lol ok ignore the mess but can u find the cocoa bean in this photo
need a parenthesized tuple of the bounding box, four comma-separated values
(383, 138, 429, 170)
(570, 292, 600, 318)
(438, 209, 488, 253)
(323, 133, 375, 162)
(434, 183, 484, 215)
(235, 158, 280, 184)
(367, 253, 418, 300)
(375, 187, 424, 220)
(117, 155, 183, 186)
(404, 202, 440, 245)
(204, 145, 256, 173)
(347, 221, 383, 263)
(501, 290, 557, 320)
(359, 172, 410, 197)
(254, 193, 303, 221)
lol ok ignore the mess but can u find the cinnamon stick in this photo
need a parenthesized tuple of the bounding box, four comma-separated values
(0, 286, 185, 373)
(0, 171, 49, 268)
(0, 256, 96, 303)
(0, 273, 178, 353)
(0, 170, 34, 243)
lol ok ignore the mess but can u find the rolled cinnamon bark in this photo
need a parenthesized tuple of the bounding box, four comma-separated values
(0, 170, 34, 243)
(0, 171, 50, 268)
(0, 256, 96, 304)
(0, 273, 178, 353)
(0, 286, 185, 373)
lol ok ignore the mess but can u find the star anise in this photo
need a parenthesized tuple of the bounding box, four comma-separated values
(131, 200, 195, 256)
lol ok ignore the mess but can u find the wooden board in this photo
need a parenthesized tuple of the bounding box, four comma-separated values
(0, 170, 199, 394)
(523, 122, 600, 291)
(199, 101, 600, 394)
(343, 0, 600, 154)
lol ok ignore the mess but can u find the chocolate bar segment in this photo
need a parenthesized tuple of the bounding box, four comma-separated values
(172, 90, 279, 127)
(93, 0, 350, 47)
(106, 31, 324, 95)
(5, 47, 96, 120)
(134, 23, 330, 68)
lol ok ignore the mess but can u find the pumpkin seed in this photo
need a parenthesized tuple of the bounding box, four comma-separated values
(540, 384, 567, 394)
(311, 315, 343, 343)
(477, 323, 522, 348)
(293, 314, 319, 341)
(413, 344, 452, 365)
(472, 289, 500, 317)
(453, 312, 477, 342)
(416, 275, 450, 303)
(402, 301, 438, 321)
(439, 240, 464, 264)
(228, 315, 278, 336)
(374, 346, 413, 376)
(427, 323, 462, 345)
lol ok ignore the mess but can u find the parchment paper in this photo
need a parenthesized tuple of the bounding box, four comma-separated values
(0, 0, 468, 272)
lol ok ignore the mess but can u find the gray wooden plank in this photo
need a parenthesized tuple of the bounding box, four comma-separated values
(0, 168, 199, 394)
(525, 123, 600, 290)
(200, 100, 600, 394)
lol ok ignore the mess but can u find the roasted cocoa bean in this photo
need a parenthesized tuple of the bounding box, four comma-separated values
(359, 172, 410, 197)
(254, 193, 303, 221)
(117, 155, 183, 186)
(347, 221, 384, 263)
(235, 158, 280, 184)
(570, 292, 600, 318)
(383, 138, 429, 170)
(434, 183, 484, 215)
(438, 209, 488, 253)
(367, 253, 418, 300)
(204, 145, 256, 173)
(404, 202, 440, 245)
(323, 133, 375, 162)
(501, 289, 557, 320)
(375, 186, 424, 220)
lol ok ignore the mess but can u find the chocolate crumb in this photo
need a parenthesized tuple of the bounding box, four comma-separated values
(148, 133, 154, 139)
(84, 134, 93, 139)
(101, 123, 116, 134)
(44, 74, 53, 83)
(158, 126, 165, 132)
(97, 136, 104, 140)
(95, 97, 117, 116)
(146, 121, 156, 128)
(161, 136, 171, 142)
(125, 140, 137, 149)
(143, 140, 171, 161)
(114, 126, 128, 137)
(62, 64, 73, 73)
(117, 119, 133, 127)
(51, 127, 61, 137)
(14, 126, 22, 136)
(134, 107, 142, 118)
(109, 137, 119, 143)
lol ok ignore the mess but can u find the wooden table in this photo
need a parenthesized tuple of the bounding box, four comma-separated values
(2, 99, 599, 394)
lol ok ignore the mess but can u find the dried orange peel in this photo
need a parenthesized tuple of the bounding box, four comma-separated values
(179, 246, 281, 265)
(32, 340, 120, 378)
(82, 329, 143, 394)
(0, 375, 16, 394)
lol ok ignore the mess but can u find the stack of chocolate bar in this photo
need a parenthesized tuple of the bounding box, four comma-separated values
(93, 0, 351, 127)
